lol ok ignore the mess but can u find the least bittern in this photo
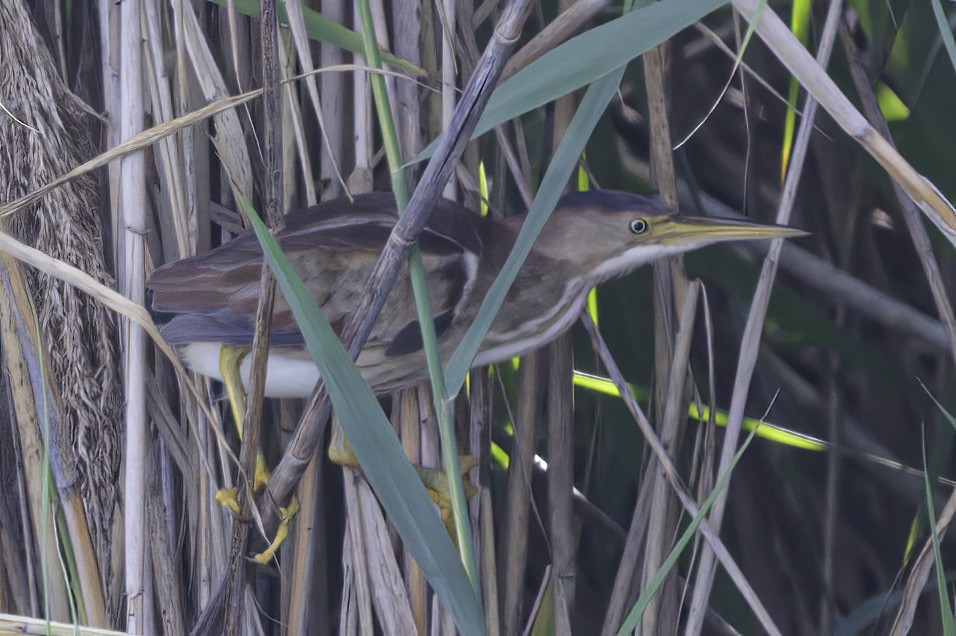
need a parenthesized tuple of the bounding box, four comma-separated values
(147, 189, 803, 559)
(149, 190, 803, 393)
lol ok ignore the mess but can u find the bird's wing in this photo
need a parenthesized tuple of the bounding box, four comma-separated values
(148, 193, 485, 351)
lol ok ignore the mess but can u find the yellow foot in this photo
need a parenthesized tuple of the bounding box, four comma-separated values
(329, 420, 480, 540)
(328, 420, 355, 467)
(329, 426, 478, 539)
(214, 487, 242, 515)
(416, 456, 479, 540)
(214, 487, 300, 563)
(253, 496, 300, 564)
(212, 433, 273, 515)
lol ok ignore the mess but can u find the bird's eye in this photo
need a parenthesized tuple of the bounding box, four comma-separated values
(629, 218, 649, 235)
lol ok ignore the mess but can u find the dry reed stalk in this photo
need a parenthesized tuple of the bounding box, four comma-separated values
(0, 257, 73, 623)
(731, 0, 956, 241)
(685, 4, 843, 630)
(642, 37, 687, 634)
(546, 332, 575, 633)
(502, 350, 545, 633)
(0, 1, 122, 625)
(117, 0, 148, 630)
(582, 313, 781, 635)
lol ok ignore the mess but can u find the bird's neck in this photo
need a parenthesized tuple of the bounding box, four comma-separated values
(470, 224, 595, 366)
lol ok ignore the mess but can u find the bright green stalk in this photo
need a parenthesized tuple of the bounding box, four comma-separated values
(355, 0, 479, 596)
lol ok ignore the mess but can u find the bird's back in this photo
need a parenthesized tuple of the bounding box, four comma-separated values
(148, 193, 489, 357)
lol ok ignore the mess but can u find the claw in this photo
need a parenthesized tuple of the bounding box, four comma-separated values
(214, 488, 242, 515)
(253, 496, 300, 564)
(416, 456, 479, 539)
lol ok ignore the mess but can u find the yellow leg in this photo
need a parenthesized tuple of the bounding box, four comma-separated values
(218, 345, 270, 492)
(216, 344, 298, 562)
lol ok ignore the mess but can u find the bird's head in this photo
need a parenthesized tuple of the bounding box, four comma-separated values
(534, 190, 806, 283)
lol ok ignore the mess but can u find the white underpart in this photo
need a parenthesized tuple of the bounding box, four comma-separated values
(182, 342, 321, 398)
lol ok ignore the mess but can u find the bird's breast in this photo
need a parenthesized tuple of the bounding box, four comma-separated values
(472, 275, 591, 366)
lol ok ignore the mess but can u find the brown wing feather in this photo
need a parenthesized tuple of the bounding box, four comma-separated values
(148, 192, 486, 349)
